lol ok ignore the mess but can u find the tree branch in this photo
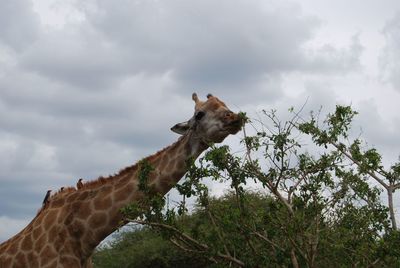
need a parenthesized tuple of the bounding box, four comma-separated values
(207, 210, 231, 257)
(251, 231, 284, 251)
(330, 142, 388, 189)
(128, 219, 245, 267)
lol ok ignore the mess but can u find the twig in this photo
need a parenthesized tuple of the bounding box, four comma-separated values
(128, 219, 208, 250)
(251, 231, 284, 251)
(128, 219, 245, 267)
(207, 210, 231, 257)
(330, 142, 388, 189)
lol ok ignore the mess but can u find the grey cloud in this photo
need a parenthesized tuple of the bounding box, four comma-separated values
(19, 30, 128, 90)
(81, 0, 319, 85)
(15, 0, 362, 97)
(304, 34, 363, 74)
(0, 70, 133, 119)
(0, 0, 40, 51)
(381, 12, 400, 91)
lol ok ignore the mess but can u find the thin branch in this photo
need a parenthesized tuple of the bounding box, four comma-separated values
(128, 219, 208, 250)
(251, 231, 284, 251)
(393, 182, 400, 190)
(367, 258, 381, 268)
(170, 238, 205, 254)
(207, 210, 231, 257)
(128, 219, 245, 267)
(290, 248, 300, 268)
(170, 238, 219, 265)
(330, 142, 388, 189)
(261, 174, 294, 215)
(288, 236, 308, 263)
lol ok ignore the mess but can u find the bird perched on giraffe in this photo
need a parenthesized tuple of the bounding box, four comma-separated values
(42, 190, 51, 207)
(77, 178, 83, 190)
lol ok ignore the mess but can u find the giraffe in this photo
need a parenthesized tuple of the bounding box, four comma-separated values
(0, 93, 243, 267)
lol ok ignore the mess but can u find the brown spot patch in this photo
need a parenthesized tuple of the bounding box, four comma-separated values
(60, 256, 80, 267)
(76, 202, 91, 220)
(39, 245, 57, 266)
(68, 220, 85, 238)
(164, 160, 175, 174)
(71, 201, 83, 211)
(53, 229, 67, 251)
(2, 257, 12, 267)
(77, 191, 89, 201)
(158, 179, 173, 193)
(43, 209, 58, 227)
(99, 185, 112, 194)
(14, 252, 27, 268)
(109, 213, 123, 227)
(114, 183, 134, 202)
(46, 259, 58, 267)
(94, 196, 112, 210)
(32, 213, 44, 228)
(48, 225, 59, 243)
(175, 160, 186, 171)
(95, 227, 111, 242)
(114, 178, 129, 188)
(34, 234, 47, 253)
(26, 251, 37, 266)
(50, 197, 65, 208)
(64, 212, 74, 225)
(160, 155, 169, 170)
(7, 238, 20, 255)
(33, 226, 42, 240)
(21, 234, 33, 251)
(88, 212, 107, 229)
(82, 230, 97, 250)
(66, 192, 79, 203)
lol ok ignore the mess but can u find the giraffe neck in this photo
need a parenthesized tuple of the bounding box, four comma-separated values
(69, 131, 209, 259)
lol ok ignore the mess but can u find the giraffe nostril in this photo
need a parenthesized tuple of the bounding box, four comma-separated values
(225, 111, 233, 118)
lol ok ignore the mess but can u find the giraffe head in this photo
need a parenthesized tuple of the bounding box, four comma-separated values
(171, 93, 243, 143)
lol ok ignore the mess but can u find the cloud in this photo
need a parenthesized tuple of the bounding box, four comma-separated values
(380, 12, 400, 91)
(17, 0, 362, 97)
(0, 0, 40, 52)
(304, 34, 363, 74)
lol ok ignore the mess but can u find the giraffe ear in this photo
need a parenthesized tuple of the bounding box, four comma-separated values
(171, 121, 190, 135)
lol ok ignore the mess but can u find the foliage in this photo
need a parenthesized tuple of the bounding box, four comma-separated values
(94, 105, 400, 267)
(93, 227, 209, 268)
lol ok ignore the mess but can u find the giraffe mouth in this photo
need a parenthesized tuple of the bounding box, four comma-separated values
(224, 119, 243, 134)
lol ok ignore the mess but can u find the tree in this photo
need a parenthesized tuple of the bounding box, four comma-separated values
(96, 106, 400, 267)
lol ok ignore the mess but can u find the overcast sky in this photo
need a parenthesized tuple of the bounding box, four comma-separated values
(1, 0, 400, 242)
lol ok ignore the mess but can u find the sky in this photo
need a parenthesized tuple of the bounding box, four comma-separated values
(1, 0, 400, 242)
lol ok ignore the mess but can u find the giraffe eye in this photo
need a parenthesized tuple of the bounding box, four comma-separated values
(195, 111, 205, 120)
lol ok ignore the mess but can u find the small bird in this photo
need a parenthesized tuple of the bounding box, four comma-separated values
(42, 190, 52, 206)
(60, 187, 65, 192)
(77, 178, 83, 190)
